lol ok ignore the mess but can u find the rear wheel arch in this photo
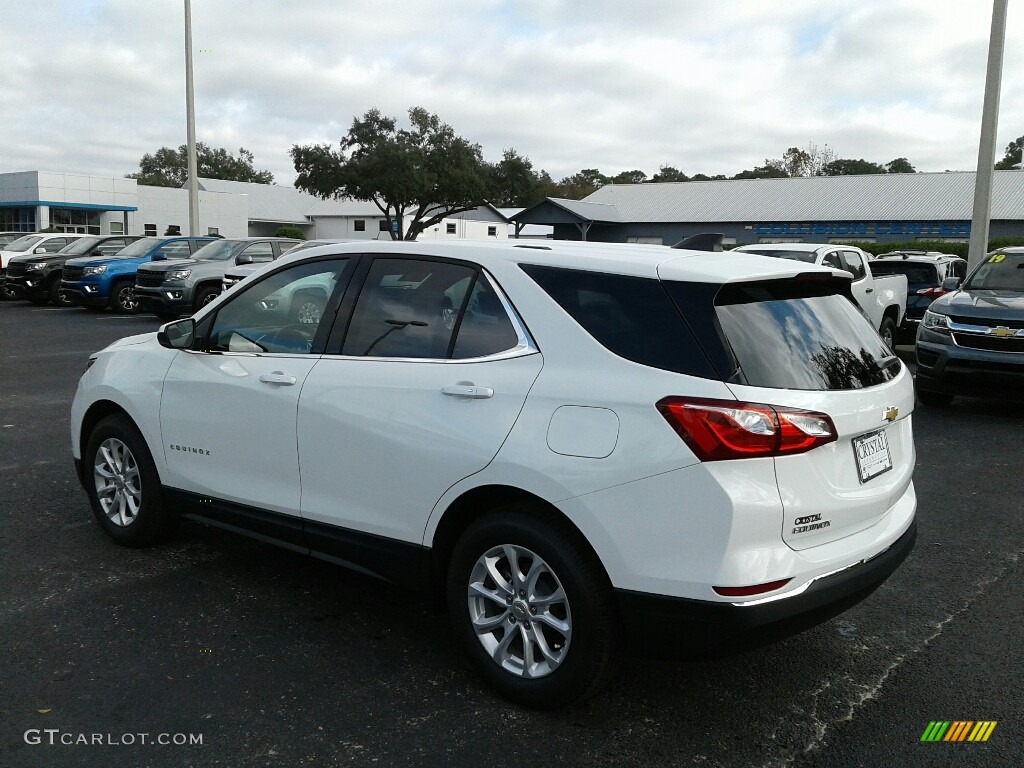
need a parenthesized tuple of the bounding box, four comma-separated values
(428, 485, 609, 605)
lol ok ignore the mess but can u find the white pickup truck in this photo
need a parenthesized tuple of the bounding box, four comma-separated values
(733, 243, 907, 350)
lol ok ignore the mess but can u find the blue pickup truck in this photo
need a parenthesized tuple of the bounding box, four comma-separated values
(61, 236, 214, 313)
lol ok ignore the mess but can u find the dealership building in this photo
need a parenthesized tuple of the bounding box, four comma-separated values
(0, 170, 511, 241)
(511, 170, 1024, 246)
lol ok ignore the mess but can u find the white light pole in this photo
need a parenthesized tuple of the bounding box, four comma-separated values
(967, 0, 1009, 272)
(184, 0, 199, 236)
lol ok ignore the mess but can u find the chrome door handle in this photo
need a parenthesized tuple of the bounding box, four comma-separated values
(259, 372, 297, 385)
(442, 384, 494, 399)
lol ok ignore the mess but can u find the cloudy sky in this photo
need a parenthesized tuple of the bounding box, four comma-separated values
(2, 0, 1023, 187)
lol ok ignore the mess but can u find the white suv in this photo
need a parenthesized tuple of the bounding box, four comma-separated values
(71, 240, 917, 707)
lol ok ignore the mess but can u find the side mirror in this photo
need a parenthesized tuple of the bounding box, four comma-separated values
(157, 318, 196, 350)
(941, 276, 961, 292)
(91, 249, 104, 258)
(234, 253, 254, 265)
(34, 247, 47, 254)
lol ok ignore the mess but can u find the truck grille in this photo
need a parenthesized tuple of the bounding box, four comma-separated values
(6, 262, 27, 278)
(62, 265, 84, 281)
(136, 270, 164, 288)
(952, 333, 1024, 353)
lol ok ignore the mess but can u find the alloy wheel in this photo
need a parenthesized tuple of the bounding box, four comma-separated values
(93, 437, 142, 527)
(467, 544, 572, 679)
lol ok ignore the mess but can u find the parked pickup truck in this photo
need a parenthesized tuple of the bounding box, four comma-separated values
(134, 237, 300, 319)
(5, 235, 142, 306)
(61, 236, 215, 313)
(915, 247, 1024, 406)
(733, 243, 907, 350)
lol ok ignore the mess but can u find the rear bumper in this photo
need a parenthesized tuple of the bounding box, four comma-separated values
(616, 519, 916, 656)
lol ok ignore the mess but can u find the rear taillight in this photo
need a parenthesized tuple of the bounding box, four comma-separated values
(915, 287, 946, 297)
(656, 397, 837, 461)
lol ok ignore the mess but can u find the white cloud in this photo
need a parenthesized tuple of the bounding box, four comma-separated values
(2, 0, 1022, 185)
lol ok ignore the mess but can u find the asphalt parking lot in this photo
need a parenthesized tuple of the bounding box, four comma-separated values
(1, 301, 1022, 768)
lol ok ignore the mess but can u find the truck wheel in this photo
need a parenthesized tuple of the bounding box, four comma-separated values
(49, 277, 73, 306)
(193, 286, 219, 312)
(447, 504, 622, 708)
(83, 414, 177, 546)
(111, 281, 139, 314)
(879, 317, 897, 352)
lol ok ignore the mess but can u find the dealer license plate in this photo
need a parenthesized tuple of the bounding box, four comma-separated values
(853, 429, 892, 484)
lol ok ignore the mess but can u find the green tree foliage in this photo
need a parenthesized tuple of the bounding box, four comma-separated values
(556, 168, 610, 199)
(650, 165, 690, 182)
(127, 143, 274, 187)
(490, 149, 552, 207)
(885, 157, 916, 173)
(610, 169, 648, 184)
(732, 162, 789, 180)
(822, 158, 887, 176)
(274, 226, 307, 240)
(995, 135, 1024, 170)
(291, 107, 492, 240)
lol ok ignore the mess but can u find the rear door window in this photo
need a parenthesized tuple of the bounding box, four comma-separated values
(341, 258, 475, 359)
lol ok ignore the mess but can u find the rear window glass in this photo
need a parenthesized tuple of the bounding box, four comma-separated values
(870, 261, 938, 284)
(712, 280, 900, 390)
(519, 265, 717, 378)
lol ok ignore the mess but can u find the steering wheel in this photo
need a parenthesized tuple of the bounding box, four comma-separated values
(269, 324, 313, 353)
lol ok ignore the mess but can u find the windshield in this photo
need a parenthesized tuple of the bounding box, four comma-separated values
(739, 248, 818, 264)
(5, 235, 44, 251)
(58, 237, 104, 255)
(964, 252, 1024, 291)
(110, 237, 164, 258)
(193, 240, 239, 261)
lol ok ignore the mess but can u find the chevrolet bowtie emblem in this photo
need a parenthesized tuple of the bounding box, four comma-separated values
(883, 406, 899, 422)
(989, 326, 1016, 338)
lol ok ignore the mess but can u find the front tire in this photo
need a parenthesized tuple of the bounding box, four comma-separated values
(83, 414, 176, 546)
(110, 280, 139, 314)
(193, 286, 219, 312)
(49, 277, 73, 306)
(447, 505, 621, 708)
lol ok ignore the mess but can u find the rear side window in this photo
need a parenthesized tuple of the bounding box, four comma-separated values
(710, 279, 900, 390)
(520, 265, 717, 378)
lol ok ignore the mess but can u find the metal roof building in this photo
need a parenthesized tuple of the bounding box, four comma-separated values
(511, 171, 1024, 246)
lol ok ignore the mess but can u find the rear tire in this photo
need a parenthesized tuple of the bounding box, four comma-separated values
(83, 414, 177, 546)
(447, 504, 621, 708)
(111, 280, 139, 314)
